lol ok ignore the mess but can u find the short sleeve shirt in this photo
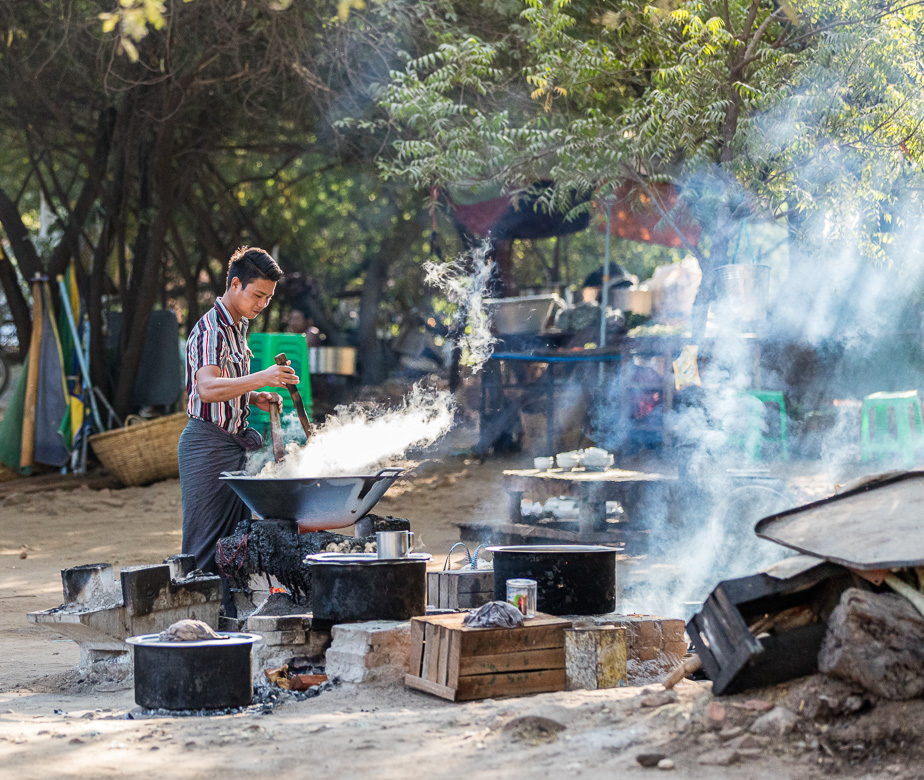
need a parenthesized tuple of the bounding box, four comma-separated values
(185, 298, 252, 434)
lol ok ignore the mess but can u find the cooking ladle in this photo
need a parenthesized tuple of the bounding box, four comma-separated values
(275, 352, 312, 441)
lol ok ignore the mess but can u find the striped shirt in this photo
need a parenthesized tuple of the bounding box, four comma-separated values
(185, 298, 252, 434)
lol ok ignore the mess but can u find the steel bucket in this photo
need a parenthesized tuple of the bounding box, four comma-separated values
(713, 264, 770, 326)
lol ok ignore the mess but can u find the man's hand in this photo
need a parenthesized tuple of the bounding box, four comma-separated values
(258, 362, 299, 388)
(251, 391, 283, 413)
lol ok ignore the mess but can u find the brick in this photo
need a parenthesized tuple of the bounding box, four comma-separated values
(325, 621, 411, 684)
(661, 620, 686, 644)
(663, 641, 688, 659)
(636, 646, 663, 662)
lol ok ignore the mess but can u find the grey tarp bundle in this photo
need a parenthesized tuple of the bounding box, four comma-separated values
(178, 418, 262, 610)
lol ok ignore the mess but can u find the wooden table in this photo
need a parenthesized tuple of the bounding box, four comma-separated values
(503, 466, 676, 538)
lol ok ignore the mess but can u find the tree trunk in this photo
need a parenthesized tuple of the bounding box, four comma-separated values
(0, 246, 31, 358)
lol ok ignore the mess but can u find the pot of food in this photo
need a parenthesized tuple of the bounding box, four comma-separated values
(305, 552, 431, 623)
(483, 295, 565, 335)
(713, 264, 771, 325)
(487, 545, 617, 615)
(127, 632, 261, 710)
(220, 468, 403, 532)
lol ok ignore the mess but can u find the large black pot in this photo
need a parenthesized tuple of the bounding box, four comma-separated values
(306, 553, 429, 623)
(488, 545, 617, 616)
(127, 632, 260, 710)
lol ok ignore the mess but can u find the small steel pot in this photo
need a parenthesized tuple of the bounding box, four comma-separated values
(488, 545, 617, 615)
(127, 632, 260, 710)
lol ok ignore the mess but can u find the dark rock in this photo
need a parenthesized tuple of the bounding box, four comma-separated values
(819, 588, 924, 700)
(636, 753, 667, 768)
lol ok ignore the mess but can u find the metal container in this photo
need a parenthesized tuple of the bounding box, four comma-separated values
(377, 530, 414, 559)
(306, 552, 430, 622)
(506, 578, 537, 618)
(608, 288, 652, 316)
(127, 632, 261, 710)
(488, 545, 617, 615)
(308, 346, 357, 376)
(714, 264, 771, 325)
(220, 468, 403, 532)
(484, 295, 564, 335)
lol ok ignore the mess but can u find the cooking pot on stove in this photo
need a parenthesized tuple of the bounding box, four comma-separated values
(305, 552, 430, 623)
(220, 467, 403, 532)
(487, 545, 617, 616)
(127, 632, 261, 711)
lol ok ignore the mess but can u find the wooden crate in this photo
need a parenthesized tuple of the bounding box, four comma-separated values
(405, 612, 571, 702)
(427, 569, 495, 610)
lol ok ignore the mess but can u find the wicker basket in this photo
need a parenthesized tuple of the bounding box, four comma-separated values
(89, 413, 188, 487)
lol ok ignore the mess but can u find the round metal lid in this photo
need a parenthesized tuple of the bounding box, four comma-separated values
(125, 632, 262, 649)
(485, 545, 616, 554)
(304, 552, 432, 565)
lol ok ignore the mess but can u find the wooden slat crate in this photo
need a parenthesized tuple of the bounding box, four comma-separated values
(426, 569, 495, 610)
(405, 612, 572, 701)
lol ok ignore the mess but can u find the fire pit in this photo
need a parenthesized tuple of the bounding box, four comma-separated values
(220, 467, 403, 532)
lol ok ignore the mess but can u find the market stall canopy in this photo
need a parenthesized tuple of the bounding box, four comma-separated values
(596, 182, 702, 249)
(443, 180, 590, 241)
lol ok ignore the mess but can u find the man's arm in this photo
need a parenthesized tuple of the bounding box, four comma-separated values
(195, 364, 298, 404)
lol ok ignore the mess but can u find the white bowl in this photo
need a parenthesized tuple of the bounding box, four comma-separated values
(555, 451, 583, 470)
(582, 448, 614, 471)
(533, 456, 555, 471)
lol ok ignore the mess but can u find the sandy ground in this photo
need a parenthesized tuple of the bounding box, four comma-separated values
(0, 444, 919, 778)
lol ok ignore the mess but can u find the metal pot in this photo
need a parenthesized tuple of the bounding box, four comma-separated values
(484, 295, 564, 335)
(220, 468, 403, 531)
(127, 632, 260, 710)
(488, 545, 617, 615)
(308, 346, 357, 376)
(306, 552, 430, 622)
(608, 288, 652, 316)
(713, 264, 771, 325)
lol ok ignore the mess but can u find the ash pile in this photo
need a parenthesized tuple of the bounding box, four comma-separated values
(682, 470, 924, 702)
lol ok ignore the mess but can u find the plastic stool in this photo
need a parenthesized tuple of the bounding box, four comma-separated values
(247, 332, 312, 435)
(732, 390, 789, 461)
(860, 391, 924, 468)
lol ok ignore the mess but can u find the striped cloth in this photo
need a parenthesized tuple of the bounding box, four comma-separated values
(185, 298, 252, 434)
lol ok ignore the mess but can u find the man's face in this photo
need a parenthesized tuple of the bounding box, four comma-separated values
(229, 277, 276, 319)
(288, 310, 308, 333)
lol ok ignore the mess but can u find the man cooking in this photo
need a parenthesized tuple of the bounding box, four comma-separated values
(178, 246, 299, 615)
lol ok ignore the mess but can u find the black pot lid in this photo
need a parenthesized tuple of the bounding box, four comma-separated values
(485, 545, 616, 554)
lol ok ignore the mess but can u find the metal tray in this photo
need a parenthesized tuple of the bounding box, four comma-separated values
(754, 470, 924, 570)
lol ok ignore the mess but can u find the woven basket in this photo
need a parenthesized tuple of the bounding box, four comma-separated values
(89, 412, 188, 487)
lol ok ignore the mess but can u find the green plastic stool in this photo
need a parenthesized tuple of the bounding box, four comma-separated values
(731, 390, 789, 461)
(860, 391, 924, 468)
(247, 332, 312, 437)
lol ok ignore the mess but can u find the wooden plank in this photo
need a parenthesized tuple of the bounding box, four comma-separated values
(447, 629, 462, 688)
(437, 625, 451, 685)
(408, 620, 425, 676)
(404, 674, 458, 702)
(422, 624, 439, 682)
(460, 621, 570, 657)
(459, 647, 564, 676)
(427, 572, 439, 607)
(455, 668, 566, 701)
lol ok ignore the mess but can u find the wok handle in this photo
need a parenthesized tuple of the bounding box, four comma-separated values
(275, 352, 312, 440)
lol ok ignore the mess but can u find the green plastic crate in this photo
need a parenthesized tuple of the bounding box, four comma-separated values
(246, 332, 312, 435)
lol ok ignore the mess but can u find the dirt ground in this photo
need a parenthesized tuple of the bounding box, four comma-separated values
(1, 448, 922, 779)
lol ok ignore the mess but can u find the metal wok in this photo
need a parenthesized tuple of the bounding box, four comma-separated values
(220, 467, 403, 532)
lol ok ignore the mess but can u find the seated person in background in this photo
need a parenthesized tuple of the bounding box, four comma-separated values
(287, 308, 323, 346)
(581, 264, 635, 303)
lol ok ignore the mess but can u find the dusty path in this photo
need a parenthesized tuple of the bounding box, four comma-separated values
(0, 452, 911, 778)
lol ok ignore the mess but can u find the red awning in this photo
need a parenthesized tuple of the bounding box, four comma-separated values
(597, 183, 701, 249)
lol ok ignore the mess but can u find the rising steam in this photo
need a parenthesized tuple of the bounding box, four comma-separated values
(252, 244, 496, 478)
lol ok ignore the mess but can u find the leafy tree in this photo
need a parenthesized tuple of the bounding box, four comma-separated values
(368, 0, 924, 335)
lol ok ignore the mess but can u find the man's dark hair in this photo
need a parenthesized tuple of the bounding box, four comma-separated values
(226, 246, 283, 290)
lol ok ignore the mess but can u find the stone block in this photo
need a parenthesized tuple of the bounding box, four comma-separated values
(120, 564, 171, 617)
(325, 620, 411, 685)
(663, 641, 689, 658)
(62, 563, 119, 608)
(661, 620, 686, 643)
(565, 626, 627, 690)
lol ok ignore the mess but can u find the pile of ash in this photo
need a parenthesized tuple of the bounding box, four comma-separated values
(217, 514, 410, 603)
